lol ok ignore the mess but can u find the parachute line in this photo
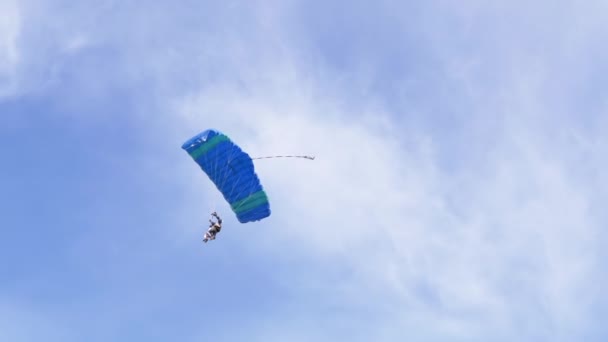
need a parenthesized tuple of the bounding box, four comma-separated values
(252, 155, 315, 160)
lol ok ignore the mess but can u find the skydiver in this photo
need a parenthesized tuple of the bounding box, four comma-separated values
(203, 212, 222, 243)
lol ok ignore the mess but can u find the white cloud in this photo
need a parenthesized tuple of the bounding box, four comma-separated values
(169, 18, 607, 337)
(4, 0, 606, 340)
(0, 0, 20, 97)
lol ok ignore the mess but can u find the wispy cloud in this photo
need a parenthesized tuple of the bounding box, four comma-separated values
(170, 2, 608, 339)
(3, 1, 608, 341)
(173, 58, 606, 340)
(0, 0, 20, 97)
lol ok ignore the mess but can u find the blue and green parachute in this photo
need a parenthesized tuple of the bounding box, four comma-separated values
(182, 129, 270, 223)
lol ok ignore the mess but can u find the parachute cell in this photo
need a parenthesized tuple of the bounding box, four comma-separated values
(182, 129, 271, 223)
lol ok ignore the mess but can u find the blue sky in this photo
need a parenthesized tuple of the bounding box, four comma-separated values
(2, 0, 608, 341)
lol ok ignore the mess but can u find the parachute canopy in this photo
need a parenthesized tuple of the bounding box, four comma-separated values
(182, 129, 270, 223)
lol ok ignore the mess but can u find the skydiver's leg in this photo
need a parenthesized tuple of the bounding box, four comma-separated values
(203, 229, 214, 242)
(209, 226, 218, 240)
